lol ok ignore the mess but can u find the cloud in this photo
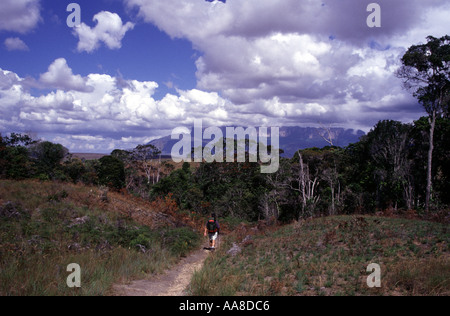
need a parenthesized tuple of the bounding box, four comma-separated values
(0, 0, 41, 33)
(4, 37, 29, 51)
(0, 69, 21, 90)
(126, 0, 447, 43)
(125, 0, 446, 129)
(38, 58, 93, 92)
(0, 60, 234, 152)
(0, 51, 426, 154)
(4, 0, 449, 153)
(73, 11, 135, 53)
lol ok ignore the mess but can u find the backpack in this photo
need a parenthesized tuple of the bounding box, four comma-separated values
(207, 219, 218, 233)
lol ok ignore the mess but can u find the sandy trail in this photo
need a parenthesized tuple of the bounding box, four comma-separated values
(113, 246, 211, 296)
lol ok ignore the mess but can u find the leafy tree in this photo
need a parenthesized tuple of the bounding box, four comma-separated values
(81, 160, 100, 185)
(130, 144, 162, 185)
(0, 134, 7, 175)
(262, 158, 294, 221)
(411, 116, 450, 208)
(0, 133, 36, 179)
(397, 35, 450, 211)
(433, 118, 450, 205)
(151, 162, 193, 207)
(366, 120, 414, 209)
(63, 157, 87, 183)
(30, 141, 69, 177)
(111, 149, 132, 161)
(97, 156, 125, 189)
(3, 133, 36, 147)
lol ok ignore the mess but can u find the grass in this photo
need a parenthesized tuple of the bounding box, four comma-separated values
(0, 180, 201, 296)
(189, 215, 449, 296)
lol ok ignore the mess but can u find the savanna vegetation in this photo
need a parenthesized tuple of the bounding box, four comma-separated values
(189, 216, 449, 296)
(0, 180, 201, 296)
(0, 35, 448, 296)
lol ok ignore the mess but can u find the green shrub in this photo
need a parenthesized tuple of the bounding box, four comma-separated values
(162, 227, 201, 257)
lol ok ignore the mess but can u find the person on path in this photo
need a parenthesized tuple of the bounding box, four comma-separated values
(204, 213, 220, 249)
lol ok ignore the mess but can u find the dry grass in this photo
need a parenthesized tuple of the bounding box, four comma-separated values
(190, 215, 449, 296)
(385, 258, 450, 296)
(0, 180, 201, 296)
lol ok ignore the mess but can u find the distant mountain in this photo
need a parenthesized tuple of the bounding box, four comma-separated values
(148, 126, 365, 159)
(277, 126, 365, 157)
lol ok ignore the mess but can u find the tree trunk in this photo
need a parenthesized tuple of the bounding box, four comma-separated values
(404, 180, 414, 210)
(330, 185, 335, 216)
(425, 110, 436, 212)
(299, 153, 307, 213)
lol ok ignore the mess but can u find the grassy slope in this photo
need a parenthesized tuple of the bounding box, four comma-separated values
(190, 216, 449, 296)
(0, 180, 201, 296)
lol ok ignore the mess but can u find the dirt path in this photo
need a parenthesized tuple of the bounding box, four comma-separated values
(113, 246, 211, 296)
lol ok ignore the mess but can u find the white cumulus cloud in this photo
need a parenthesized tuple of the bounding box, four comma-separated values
(38, 58, 93, 92)
(73, 11, 135, 53)
(0, 59, 238, 152)
(124, 0, 447, 129)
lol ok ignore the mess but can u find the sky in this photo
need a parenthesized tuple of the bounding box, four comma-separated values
(0, 0, 449, 153)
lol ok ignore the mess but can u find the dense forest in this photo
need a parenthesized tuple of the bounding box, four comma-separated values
(147, 116, 450, 221)
(1, 115, 449, 222)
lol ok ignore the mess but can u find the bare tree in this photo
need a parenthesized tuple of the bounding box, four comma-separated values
(287, 151, 320, 218)
(319, 124, 335, 147)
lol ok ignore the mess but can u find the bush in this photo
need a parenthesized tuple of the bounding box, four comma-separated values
(162, 227, 201, 257)
(97, 156, 125, 190)
(30, 141, 68, 176)
(130, 233, 153, 250)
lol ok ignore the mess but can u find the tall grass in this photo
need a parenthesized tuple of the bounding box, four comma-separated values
(189, 216, 449, 296)
(0, 247, 176, 296)
(0, 180, 201, 296)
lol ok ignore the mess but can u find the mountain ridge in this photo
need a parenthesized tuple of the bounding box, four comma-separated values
(148, 126, 365, 158)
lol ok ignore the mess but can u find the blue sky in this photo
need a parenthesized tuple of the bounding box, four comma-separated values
(0, 0, 198, 99)
(0, 0, 449, 153)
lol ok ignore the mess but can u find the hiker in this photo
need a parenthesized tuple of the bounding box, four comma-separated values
(204, 213, 220, 249)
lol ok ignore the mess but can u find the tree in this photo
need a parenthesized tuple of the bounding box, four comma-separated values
(320, 148, 343, 216)
(412, 116, 450, 207)
(97, 156, 125, 190)
(261, 158, 291, 220)
(397, 35, 450, 211)
(290, 149, 321, 218)
(0, 133, 37, 179)
(0, 134, 6, 175)
(151, 162, 193, 207)
(366, 121, 414, 210)
(30, 141, 69, 176)
(130, 144, 162, 185)
(63, 157, 86, 183)
(3, 133, 36, 147)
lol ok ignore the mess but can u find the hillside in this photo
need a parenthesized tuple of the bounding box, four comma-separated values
(1, 180, 448, 296)
(190, 216, 449, 296)
(0, 180, 202, 296)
